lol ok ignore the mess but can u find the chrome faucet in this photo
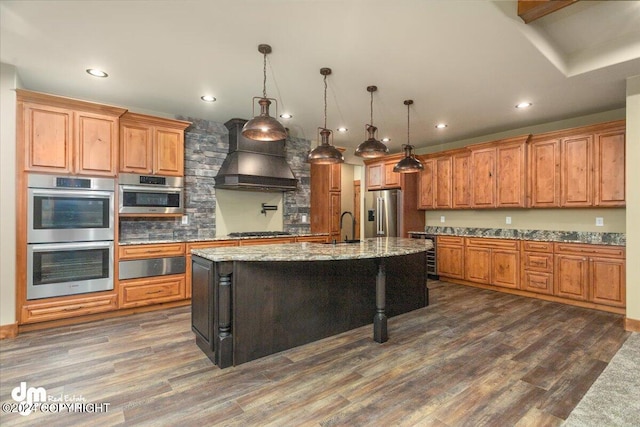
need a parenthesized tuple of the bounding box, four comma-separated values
(339, 211, 356, 242)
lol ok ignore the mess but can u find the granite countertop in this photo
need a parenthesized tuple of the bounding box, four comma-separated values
(408, 227, 626, 246)
(192, 237, 434, 262)
(119, 233, 329, 246)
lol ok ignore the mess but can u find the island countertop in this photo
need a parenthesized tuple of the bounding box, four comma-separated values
(191, 237, 433, 262)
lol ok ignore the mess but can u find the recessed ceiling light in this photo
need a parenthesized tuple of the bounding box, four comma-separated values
(280, 113, 293, 119)
(435, 123, 448, 129)
(515, 102, 532, 109)
(200, 95, 216, 102)
(337, 127, 348, 132)
(382, 137, 391, 142)
(86, 68, 108, 78)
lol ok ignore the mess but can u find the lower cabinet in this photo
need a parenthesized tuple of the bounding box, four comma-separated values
(21, 294, 118, 324)
(118, 274, 186, 308)
(437, 236, 465, 279)
(520, 241, 554, 295)
(464, 238, 519, 289)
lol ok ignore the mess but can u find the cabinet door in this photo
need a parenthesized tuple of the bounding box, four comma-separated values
(437, 245, 465, 280)
(154, 127, 184, 176)
(384, 161, 401, 188)
(75, 112, 118, 176)
(120, 123, 153, 173)
(452, 152, 471, 208)
(561, 135, 593, 207)
(435, 156, 452, 209)
(24, 103, 73, 173)
(329, 163, 341, 192)
(367, 163, 383, 190)
(555, 254, 588, 301)
(471, 147, 495, 207)
(590, 257, 625, 307)
(522, 271, 554, 295)
(496, 143, 526, 207)
(465, 246, 491, 284)
(330, 192, 341, 238)
(418, 158, 435, 209)
(529, 139, 560, 207)
(492, 250, 519, 288)
(594, 129, 625, 207)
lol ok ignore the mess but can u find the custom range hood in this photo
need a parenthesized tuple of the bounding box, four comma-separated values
(214, 118, 298, 192)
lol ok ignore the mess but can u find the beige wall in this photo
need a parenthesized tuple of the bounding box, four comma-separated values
(1, 63, 19, 326)
(214, 189, 284, 237)
(626, 75, 640, 323)
(425, 208, 625, 233)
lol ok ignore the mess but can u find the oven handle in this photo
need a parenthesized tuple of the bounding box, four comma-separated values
(29, 241, 113, 252)
(31, 188, 114, 198)
(120, 185, 182, 193)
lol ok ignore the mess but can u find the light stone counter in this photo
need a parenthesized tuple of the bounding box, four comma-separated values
(191, 237, 433, 262)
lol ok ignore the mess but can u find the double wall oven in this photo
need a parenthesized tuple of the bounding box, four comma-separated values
(26, 174, 115, 300)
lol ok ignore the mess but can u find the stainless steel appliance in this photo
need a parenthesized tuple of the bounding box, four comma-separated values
(410, 233, 438, 279)
(27, 240, 114, 300)
(28, 174, 115, 243)
(365, 189, 402, 238)
(119, 256, 186, 281)
(119, 173, 184, 215)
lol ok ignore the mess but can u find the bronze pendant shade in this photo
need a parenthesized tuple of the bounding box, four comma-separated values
(307, 68, 344, 164)
(242, 44, 288, 142)
(393, 100, 424, 173)
(355, 86, 389, 158)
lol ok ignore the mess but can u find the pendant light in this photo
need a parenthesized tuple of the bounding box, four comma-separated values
(307, 68, 344, 164)
(241, 44, 288, 141)
(355, 86, 389, 158)
(393, 100, 424, 173)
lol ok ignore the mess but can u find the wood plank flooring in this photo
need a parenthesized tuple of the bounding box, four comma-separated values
(0, 281, 630, 426)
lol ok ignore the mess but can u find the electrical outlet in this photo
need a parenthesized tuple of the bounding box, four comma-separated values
(595, 217, 604, 226)
(505, 216, 512, 225)
(301, 214, 308, 223)
(181, 215, 189, 225)
(440, 216, 445, 223)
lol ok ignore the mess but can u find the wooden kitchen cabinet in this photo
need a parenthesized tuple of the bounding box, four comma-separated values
(186, 240, 238, 298)
(594, 128, 625, 207)
(561, 134, 593, 207)
(554, 243, 625, 307)
(471, 146, 495, 208)
(435, 156, 452, 208)
(464, 238, 519, 289)
(311, 162, 342, 241)
(452, 150, 471, 208)
(18, 90, 126, 176)
(437, 236, 465, 280)
(417, 157, 434, 209)
(384, 160, 401, 188)
(367, 163, 384, 190)
(528, 137, 561, 207)
(366, 158, 401, 190)
(119, 112, 190, 176)
(417, 154, 454, 210)
(119, 242, 185, 260)
(520, 241, 554, 295)
(20, 294, 118, 324)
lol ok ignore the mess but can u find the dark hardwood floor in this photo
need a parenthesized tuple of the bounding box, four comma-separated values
(0, 281, 630, 426)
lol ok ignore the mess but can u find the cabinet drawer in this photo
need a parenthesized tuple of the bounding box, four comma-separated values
(296, 235, 330, 243)
(522, 271, 554, 295)
(21, 294, 118, 324)
(119, 274, 186, 308)
(523, 252, 553, 272)
(119, 243, 185, 259)
(437, 236, 464, 245)
(187, 240, 239, 251)
(239, 237, 295, 246)
(554, 243, 624, 258)
(466, 237, 518, 250)
(522, 241, 553, 253)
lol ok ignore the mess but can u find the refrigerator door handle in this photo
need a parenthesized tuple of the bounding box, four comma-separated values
(377, 197, 384, 235)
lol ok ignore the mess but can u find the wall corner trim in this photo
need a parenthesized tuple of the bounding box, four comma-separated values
(0, 322, 18, 339)
(624, 317, 640, 333)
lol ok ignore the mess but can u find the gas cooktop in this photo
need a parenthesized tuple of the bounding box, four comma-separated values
(227, 231, 292, 237)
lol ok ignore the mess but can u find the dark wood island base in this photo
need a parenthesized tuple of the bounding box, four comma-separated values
(191, 250, 427, 368)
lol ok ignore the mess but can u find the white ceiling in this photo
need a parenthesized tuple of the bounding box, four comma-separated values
(2, 0, 640, 158)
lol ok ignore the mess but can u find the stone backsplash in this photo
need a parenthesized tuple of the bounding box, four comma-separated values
(119, 117, 312, 242)
(413, 226, 626, 246)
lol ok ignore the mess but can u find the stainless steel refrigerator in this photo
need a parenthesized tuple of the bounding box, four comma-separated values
(365, 189, 402, 237)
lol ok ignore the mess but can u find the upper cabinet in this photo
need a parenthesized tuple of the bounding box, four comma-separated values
(18, 90, 126, 176)
(366, 159, 402, 190)
(119, 112, 190, 176)
(470, 135, 529, 208)
(529, 120, 625, 208)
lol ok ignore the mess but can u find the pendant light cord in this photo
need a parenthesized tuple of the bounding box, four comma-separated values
(323, 73, 328, 130)
(262, 51, 267, 99)
(406, 102, 411, 146)
(370, 90, 374, 126)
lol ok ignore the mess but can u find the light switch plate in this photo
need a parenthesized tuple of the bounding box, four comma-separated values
(595, 217, 604, 226)
(181, 215, 189, 225)
(440, 216, 445, 223)
(506, 216, 512, 225)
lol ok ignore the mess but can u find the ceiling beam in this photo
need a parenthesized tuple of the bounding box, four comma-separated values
(518, 0, 579, 24)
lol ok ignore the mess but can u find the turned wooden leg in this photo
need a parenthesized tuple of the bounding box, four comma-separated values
(217, 263, 233, 368)
(373, 258, 388, 343)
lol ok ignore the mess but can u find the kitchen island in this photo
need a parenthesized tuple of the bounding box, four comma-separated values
(191, 237, 433, 368)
